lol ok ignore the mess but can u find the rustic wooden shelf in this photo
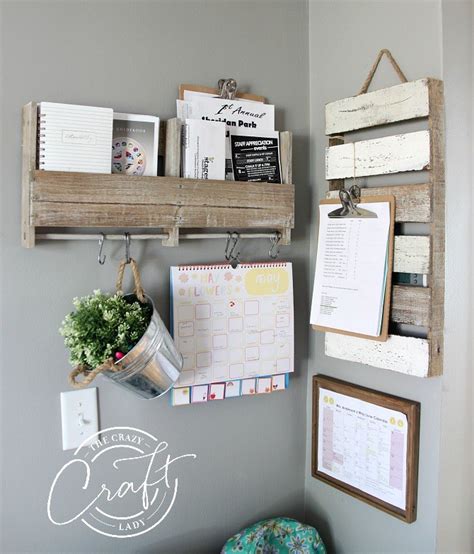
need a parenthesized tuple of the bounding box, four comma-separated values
(22, 103, 294, 248)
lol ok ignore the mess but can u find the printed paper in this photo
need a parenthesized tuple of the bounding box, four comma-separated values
(241, 378, 256, 395)
(225, 380, 241, 398)
(209, 383, 225, 401)
(181, 119, 226, 180)
(310, 202, 391, 336)
(271, 374, 287, 391)
(191, 385, 208, 403)
(230, 129, 281, 183)
(171, 263, 294, 388)
(257, 377, 272, 394)
(172, 387, 191, 406)
(318, 388, 408, 509)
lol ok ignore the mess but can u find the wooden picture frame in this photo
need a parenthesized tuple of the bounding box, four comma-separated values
(178, 83, 266, 103)
(312, 375, 420, 523)
(312, 195, 395, 341)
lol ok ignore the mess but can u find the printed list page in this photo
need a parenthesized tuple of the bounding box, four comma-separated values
(310, 202, 390, 336)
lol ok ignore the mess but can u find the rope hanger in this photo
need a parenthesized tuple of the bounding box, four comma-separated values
(358, 49, 408, 95)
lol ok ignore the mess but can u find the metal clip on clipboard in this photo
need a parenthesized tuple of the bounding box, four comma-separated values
(218, 78, 238, 99)
(328, 185, 378, 219)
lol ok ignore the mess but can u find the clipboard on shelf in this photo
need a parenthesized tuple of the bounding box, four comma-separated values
(311, 188, 395, 342)
(179, 78, 266, 103)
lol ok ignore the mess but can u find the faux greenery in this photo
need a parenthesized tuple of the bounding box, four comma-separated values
(60, 290, 152, 368)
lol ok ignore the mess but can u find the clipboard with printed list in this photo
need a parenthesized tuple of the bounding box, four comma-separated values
(310, 190, 395, 341)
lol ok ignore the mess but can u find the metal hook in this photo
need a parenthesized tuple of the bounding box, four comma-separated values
(225, 232, 240, 269)
(269, 231, 281, 260)
(97, 233, 106, 265)
(124, 233, 131, 264)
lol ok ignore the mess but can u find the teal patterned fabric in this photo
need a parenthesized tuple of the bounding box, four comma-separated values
(221, 517, 327, 554)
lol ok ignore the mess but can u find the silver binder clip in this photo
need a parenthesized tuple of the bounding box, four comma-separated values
(124, 232, 132, 264)
(328, 185, 377, 219)
(269, 232, 281, 260)
(218, 78, 238, 100)
(225, 232, 240, 269)
(97, 233, 106, 265)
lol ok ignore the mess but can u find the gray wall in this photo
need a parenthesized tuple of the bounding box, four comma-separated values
(0, 1, 309, 552)
(436, 1, 473, 551)
(305, 2, 472, 553)
(1, 1, 473, 553)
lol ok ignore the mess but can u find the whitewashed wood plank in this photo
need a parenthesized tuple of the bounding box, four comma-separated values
(22, 102, 37, 248)
(326, 131, 430, 179)
(325, 333, 430, 377)
(279, 131, 293, 185)
(327, 183, 431, 223)
(394, 236, 430, 273)
(326, 79, 429, 135)
(165, 118, 182, 177)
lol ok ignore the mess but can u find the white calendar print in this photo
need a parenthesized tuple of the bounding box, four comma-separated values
(171, 263, 294, 388)
(318, 388, 408, 510)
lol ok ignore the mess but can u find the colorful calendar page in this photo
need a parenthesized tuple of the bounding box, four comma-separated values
(170, 263, 294, 388)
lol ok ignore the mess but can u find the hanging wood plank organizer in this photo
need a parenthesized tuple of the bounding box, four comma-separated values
(319, 50, 445, 378)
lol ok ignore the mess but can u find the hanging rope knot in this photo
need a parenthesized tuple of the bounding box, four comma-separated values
(358, 49, 407, 95)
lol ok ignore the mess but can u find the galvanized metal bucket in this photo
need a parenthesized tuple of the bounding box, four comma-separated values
(103, 294, 183, 399)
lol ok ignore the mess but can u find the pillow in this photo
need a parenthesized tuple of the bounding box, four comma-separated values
(221, 516, 327, 553)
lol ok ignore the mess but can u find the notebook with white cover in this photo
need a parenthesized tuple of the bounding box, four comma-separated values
(38, 102, 113, 173)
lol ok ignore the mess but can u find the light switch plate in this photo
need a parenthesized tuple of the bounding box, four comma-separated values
(60, 388, 99, 451)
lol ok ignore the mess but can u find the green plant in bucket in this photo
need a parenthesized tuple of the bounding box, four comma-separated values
(60, 290, 152, 369)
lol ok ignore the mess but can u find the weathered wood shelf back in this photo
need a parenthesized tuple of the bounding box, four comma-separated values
(319, 64, 445, 378)
(21, 105, 294, 248)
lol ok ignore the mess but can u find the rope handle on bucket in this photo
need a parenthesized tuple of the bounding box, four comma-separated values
(68, 258, 146, 389)
(116, 258, 146, 303)
(68, 359, 121, 389)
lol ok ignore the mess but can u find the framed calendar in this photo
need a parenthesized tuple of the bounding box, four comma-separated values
(312, 375, 420, 523)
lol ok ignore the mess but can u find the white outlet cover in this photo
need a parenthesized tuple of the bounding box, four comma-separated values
(60, 388, 99, 451)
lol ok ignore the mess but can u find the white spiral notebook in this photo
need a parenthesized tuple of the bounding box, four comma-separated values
(38, 102, 113, 173)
